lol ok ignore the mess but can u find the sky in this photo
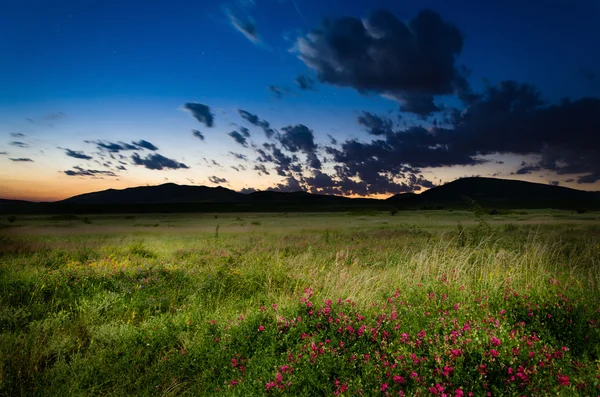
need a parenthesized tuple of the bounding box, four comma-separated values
(1, 0, 599, 201)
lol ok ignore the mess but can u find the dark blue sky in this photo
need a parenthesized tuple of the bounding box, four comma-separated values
(1, 0, 599, 200)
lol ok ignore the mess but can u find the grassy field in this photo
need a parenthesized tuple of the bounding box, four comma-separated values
(1, 210, 600, 396)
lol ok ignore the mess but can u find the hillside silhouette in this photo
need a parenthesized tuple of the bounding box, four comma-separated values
(1, 177, 598, 214)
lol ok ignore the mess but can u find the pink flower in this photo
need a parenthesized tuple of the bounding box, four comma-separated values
(455, 389, 464, 397)
(490, 336, 501, 347)
(381, 383, 389, 391)
(258, 325, 265, 332)
(558, 374, 570, 386)
(230, 379, 238, 386)
(392, 375, 405, 384)
(490, 349, 500, 357)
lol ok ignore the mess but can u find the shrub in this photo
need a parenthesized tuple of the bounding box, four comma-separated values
(6, 215, 16, 223)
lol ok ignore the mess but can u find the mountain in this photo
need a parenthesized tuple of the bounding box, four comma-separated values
(61, 183, 243, 204)
(394, 177, 600, 209)
(1, 177, 598, 214)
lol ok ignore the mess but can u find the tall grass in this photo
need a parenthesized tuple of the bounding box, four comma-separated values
(0, 219, 599, 395)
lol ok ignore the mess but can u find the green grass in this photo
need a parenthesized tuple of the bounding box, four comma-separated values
(1, 211, 599, 396)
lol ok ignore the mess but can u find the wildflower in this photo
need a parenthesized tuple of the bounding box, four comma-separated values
(557, 374, 570, 386)
(258, 325, 265, 332)
(455, 389, 464, 397)
(381, 383, 389, 391)
(230, 379, 238, 386)
(392, 375, 405, 384)
(490, 349, 499, 357)
(490, 336, 501, 346)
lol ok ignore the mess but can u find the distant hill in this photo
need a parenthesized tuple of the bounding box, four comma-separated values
(1, 177, 598, 214)
(61, 183, 243, 204)
(0, 198, 31, 204)
(395, 177, 600, 209)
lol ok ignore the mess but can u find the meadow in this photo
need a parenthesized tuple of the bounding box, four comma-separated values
(1, 210, 599, 396)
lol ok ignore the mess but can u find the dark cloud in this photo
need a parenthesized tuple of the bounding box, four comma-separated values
(549, 180, 560, 186)
(228, 130, 248, 147)
(64, 149, 93, 160)
(131, 153, 189, 170)
(238, 109, 275, 138)
(334, 79, 600, 189)
(0, 151, 8, 155)
(239, 187, 257, 194)
(269, 85, 289, 99)
(515, 163, 541, 175)
(327, 134, 338, 145)
(257, 143, 299, 176)
(9, 158, 33, 162)
(254, 164, 270, 175)
(229, 152, 248, 161)
(64, 166, 117, 177)
(271, 176, 304, 192)
(183, 103, 214, 127)
(296, 9, 466, 116)
(133, 140, 159, 151)
(88, 140, 138, 153)
(10, 141, 28, 148)
(577, 173, 600, 184)
(10, 133, 25, 138)
(279, 124, 321, 170)
(116, 165, 127, 171)
(226, 11, 259, 44)
(208, 176, 228, 184)
(295, 74, 316, 91)
(239, 127, 251, 138)
(192, 130, 205, 141)
(357, 112, 393, 136)
(580, 68, 596, 82)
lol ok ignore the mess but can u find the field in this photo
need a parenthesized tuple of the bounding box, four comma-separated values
(1, 210, 600, 396)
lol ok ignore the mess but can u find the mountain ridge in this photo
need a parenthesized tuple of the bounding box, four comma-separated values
(1, 177, 599, 213)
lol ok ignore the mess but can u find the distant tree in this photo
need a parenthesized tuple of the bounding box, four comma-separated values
(390, 208, 398, 216)
(7, 215, 16, 223)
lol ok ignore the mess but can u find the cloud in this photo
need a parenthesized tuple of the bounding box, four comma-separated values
(279, 124, 321, 169)
(64, 149, 93, 160)
(133, 140, 159, 151)
(116, 165, 127, 171)
(64, 166, 117, 177)
(239, 127, 251, 138)
(256, 143, 299, 176)
(549, 180, 560, 186)
(183, 103, 214, 127)
(270, 176, 303, 192)
(357, 112, 394, 136)
(0, 151, 8, 155)
(131, 153, 189, 170)
(327, 135, 338, 145)
(10, 141, 28, 148)
(228, 130, 248, 147)
(229, 151, 248, 161)
(580, 67, 596, 82)
(295, 75, 316, 91)
(238, 109, 275, 138)
(254, 164, 270, 175)
(295, 9, 466, 116)
(192, 130, 205, 141)
(515, 163, 541, 175)
(88, 140, 137, 153)
(269, 85, 290, 99)
(208, 175, 228, 184)
(325, 80, 600, 191)
(10, 133, 25, 138)
(226, 10, 260, 44)
(9, 158, 34, 162)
